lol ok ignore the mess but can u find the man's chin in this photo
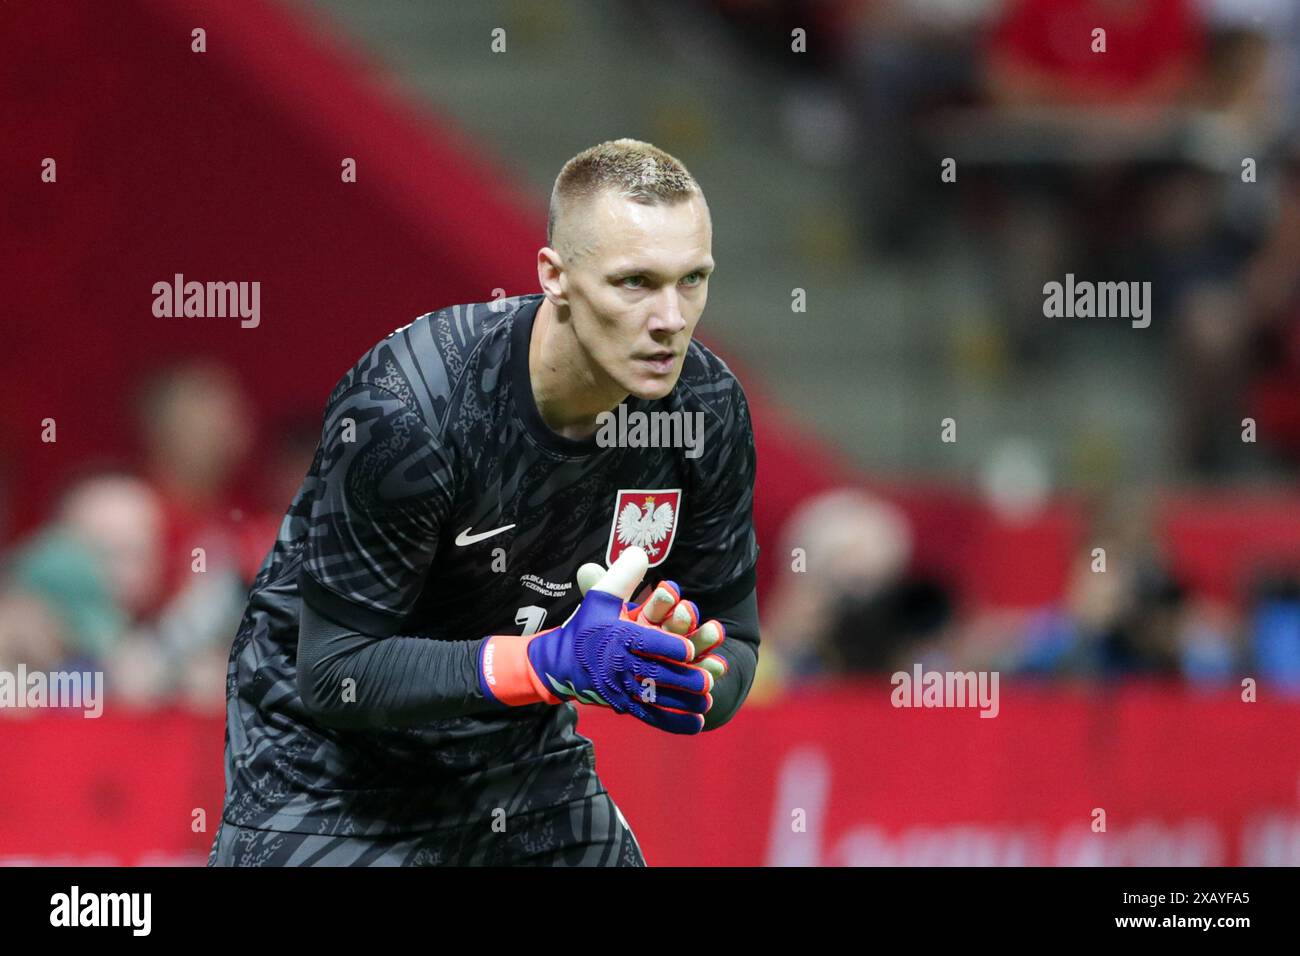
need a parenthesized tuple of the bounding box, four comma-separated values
(624, 373, 679, 401)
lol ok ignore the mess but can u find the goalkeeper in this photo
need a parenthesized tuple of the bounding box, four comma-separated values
(209, 139, 759, 866)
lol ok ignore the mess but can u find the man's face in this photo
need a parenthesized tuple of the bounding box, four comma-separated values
(560, 190, 713, 401)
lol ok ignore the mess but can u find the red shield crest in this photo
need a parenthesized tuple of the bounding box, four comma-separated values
(606, 489, 682, 568)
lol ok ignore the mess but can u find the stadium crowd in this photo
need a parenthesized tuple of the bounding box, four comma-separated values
(698, 0, 1300, 475)
(2, 366, 1296, 712)
(4, 0, 1300, 710)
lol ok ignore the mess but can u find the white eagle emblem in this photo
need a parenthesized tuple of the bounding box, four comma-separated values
(616, 496, 675, 558)
(606, 489, 682, 568)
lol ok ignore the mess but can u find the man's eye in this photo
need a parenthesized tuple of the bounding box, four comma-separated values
(681, 272, 704, 286)
(621, 276, 645, 289)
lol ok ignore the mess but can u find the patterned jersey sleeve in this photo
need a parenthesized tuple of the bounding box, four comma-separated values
(663, 376, 759, 609)
(298, 381, 456, 637)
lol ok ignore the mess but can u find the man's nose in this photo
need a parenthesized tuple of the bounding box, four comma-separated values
(648, 290, 688, 335)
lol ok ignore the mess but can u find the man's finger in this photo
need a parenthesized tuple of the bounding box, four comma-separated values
(659, 598, 699, 637)
(697, 653, 728, 680)
(575, 562, 606, 597)
(686, 620, 724, 660)
(636, 581, 680, 626)
(587, 547, 648, 602)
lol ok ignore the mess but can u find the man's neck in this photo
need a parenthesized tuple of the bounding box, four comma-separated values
(529, 296, 627, 441)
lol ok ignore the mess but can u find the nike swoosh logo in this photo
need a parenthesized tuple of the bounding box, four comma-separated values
(454, 524, 516, 546)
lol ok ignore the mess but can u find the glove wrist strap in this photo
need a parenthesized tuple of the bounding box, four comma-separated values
(480, 634, 561, 706)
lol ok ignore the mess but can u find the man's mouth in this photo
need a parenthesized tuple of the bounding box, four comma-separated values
(637, 351, 676, 374)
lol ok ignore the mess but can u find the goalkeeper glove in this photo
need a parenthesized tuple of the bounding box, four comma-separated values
(478, 547, 714, 735)
(575, 563, 729, 681)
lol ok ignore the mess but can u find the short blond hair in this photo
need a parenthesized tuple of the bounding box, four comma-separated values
(547, 139, 704, 261)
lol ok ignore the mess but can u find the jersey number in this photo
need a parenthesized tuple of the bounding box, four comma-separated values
(515, 605, 547, 636)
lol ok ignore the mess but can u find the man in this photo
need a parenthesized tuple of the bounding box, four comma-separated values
(209, 139, 760, 866)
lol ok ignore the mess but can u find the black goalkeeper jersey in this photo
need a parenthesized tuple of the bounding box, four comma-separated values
(218, 293, 758, 836)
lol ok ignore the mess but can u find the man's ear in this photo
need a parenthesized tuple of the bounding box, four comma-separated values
(536, 246, 568, 306)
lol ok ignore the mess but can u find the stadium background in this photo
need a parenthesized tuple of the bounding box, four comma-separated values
(2, 0, 1300, 865)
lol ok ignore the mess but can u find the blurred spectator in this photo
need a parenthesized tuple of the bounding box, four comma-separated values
(0, 361, 305, 714)
(758, 487, 930, 692)
(1198, 0, 1300, 140)
(0, 529, 121, 674)
(1021, 562, 1187, 677)
(132, 360, 253, 614)
(1003, 494, 1239, 680)
(1248, 573, 1300, 693)
(0, 471, 153, 670)
(0, 465, 245, 713)
(819, 576, 955, 673)
(109, 559, 243, 714)
(59, 470, 165, 621)
(135, 360, 252, 507)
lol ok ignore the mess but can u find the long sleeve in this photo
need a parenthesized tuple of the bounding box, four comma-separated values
(697, 584, 760, 731)
(295, 601, 495, 729)
(291, 377, 500, 728)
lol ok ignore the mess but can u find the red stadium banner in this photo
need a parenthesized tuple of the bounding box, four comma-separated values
(1, 684, 1297, 866)
(585, 682, 1300, 866)
(0, 706, 222, 866)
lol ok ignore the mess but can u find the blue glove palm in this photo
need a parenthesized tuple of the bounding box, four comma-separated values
(479, 547, 714, 734)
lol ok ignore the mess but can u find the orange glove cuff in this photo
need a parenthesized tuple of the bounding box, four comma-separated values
(481, 634, 561, 706)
